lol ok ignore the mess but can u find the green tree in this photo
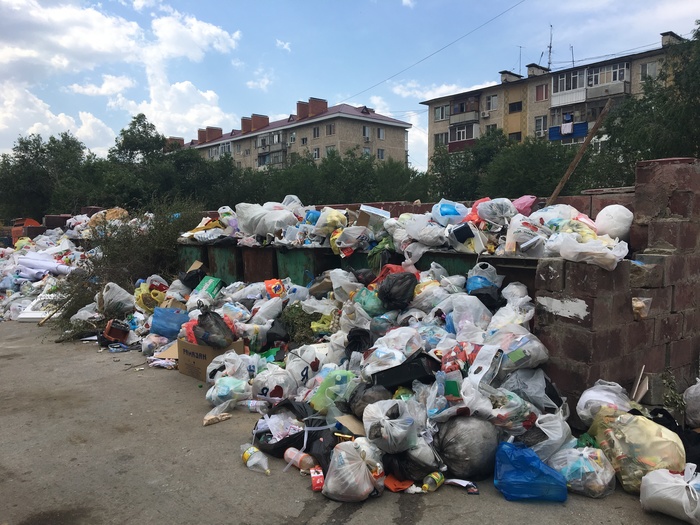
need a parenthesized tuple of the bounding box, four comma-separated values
(108, 113, 166, 164)
(479, 137, 575, 198)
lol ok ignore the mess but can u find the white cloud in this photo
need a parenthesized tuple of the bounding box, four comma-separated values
(246, 68, 273, 92)
(402, 0, 416, 7)
(231, 58, 245, 69)
(0, 81, 115, 155)
(391, 80, 498, 100)
(132, 0, 160, 12)
(69, 75, 135, 96)
(149, 12, 241, 62)
(276, 39, 291, 52)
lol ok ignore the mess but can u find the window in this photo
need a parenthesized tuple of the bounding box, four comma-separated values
(236, 143, 241, 154)
(453, 97, 478, 114)
(485, 124, 497, 134)
(535, 116, 548, 136)
(313, 147, 320, 160)
(326, 145, 336, 155)
(377, 148, 385, 160)
(587, 62, 628, 86)
(449, 124, 475, 142)
(486, 95, 498, 111)
(508, 132, 522, 142)
(326, 123, 335, 136)
(363, 147, 371, 156)
(508, 101, 523, 113)
(377, 127, 385, 140)
(301, 137, 308, 145)
(209, 147, 218, 158)
(553, 70, 585, 93)
(220, 142, 231, 155)
(272, 133, 280, 144)
(362, 125, 371, 139)
(289, 132, 296, 144)
(434, 132, 448, 147)
(236, 161, 242, 168)
(535, 84, 549, 102)
(271, 152, 283, 164)
(312, 126, 320, 139)
(244, 148, 250, 156)
(641, 61, 658, 79)
(434, 105, 449, 121)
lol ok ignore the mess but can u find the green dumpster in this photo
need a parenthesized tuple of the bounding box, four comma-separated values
(276, 247, 339, 286)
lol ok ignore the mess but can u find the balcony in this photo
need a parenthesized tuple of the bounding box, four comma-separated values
(548, 121, 589, 141)
(448, 139, 476, 153)
(449, 111, 479, 125)
(551, 88, 586, 108)
(587, 80, 630, 100)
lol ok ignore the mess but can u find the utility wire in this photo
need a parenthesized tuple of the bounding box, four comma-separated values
(340, 0, 527, 103)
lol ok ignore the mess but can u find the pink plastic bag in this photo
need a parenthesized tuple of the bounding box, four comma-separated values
(512, 195, 537, 216)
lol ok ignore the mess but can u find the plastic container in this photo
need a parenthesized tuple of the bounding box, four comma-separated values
(284, 447, 317, 471)
(241, 443, 270, 475)
(236, 400, 269, 413)
(422, 471, 445, 492)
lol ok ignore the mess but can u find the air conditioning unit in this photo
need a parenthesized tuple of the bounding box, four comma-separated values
(364, 137, 370, 142)
(285, 142, 291, 147)
(481, 111, 490, 118)
(535, 130, 546, 138)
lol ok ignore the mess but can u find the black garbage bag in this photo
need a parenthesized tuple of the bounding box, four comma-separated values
(266, 319, 290, 347)
(345, 328, 372, 361)
(436, 416, 499, 480)
(193, 304, 235, 349)
(377, 272, 418, 311)
(307, 427, 339, 476)
(348, 382, 392, 419)
(253, 400, 326, 458)
(179, 266, 207, 290)
(383, 436, 444, 481)
(349, 267, 377, 287)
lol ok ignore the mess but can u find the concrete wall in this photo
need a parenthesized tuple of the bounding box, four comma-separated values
(534, 158, 700, 420)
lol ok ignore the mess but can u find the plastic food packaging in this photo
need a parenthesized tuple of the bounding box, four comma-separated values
(422, 471, 445, 492)
(284, 447, 317, 471)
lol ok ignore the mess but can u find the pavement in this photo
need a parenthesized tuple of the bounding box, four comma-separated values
(0, 321, 684, 525)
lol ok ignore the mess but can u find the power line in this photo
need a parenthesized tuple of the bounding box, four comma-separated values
(340, 0, 527, 103)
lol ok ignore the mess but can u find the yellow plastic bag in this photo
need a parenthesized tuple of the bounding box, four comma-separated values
(310, 314, 334, 334)
(590, 407, 686, 494)
(329, 228, 343, 255)
(135, 283, 166, 315)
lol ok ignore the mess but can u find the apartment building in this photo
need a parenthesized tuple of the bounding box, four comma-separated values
(167, 97, 411, 169)
(421, 31, 684, 164)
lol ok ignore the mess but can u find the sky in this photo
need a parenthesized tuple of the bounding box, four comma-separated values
(0, 0, 698, 172)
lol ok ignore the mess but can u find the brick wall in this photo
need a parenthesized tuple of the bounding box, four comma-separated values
(535, 158, 700, 420)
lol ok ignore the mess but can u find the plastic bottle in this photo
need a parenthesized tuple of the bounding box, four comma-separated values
(422, 471, 445, 492)
(236, 400, 269, 413)
(241, 443, 270, 475)
(284, 447, 317, 471)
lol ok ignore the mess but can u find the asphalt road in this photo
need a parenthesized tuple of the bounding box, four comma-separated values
(0, 321, 684, 525)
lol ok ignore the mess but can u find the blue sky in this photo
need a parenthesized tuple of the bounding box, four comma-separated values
(0, 0, 698, 171)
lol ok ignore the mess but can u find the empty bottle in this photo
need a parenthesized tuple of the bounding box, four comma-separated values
(236, 400, 269, 413)
(241, 443, 270, 475)
(284, 447, 317, 471)
(422, 471, 445, 492)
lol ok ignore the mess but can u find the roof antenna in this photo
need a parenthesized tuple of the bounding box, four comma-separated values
(548, 24, 553, 70)
(538, 51, 544, 66)
(570, 44, 575, 67)
(518, 45, 524, 75)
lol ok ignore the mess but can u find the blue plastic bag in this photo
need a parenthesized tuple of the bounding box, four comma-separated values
(150, 307, 190, 340)
(494, 441, 568, 502)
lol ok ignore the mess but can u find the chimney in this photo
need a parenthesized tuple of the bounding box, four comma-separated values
(251, 114, 269, 131)
(526, 63, 549, 77)
(205, 126, 222, 142)
(197, 128, 206, 143)
(241, 117, 252, 133)
(308, 97, 328, 117)
(297, 101, 309, 119)
(499, 70, 523, 83)
(661, 31, 684, 47)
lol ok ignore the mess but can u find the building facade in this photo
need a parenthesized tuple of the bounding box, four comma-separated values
(421, 31, 683, 165)
(168, 97, 411, 169)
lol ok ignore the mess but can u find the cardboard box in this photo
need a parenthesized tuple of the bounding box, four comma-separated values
(357, 204, 390, 234)
(194, 276, 223, 299)
(177, 338, 245, 382)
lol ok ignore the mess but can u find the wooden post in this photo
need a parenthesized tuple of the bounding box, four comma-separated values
(546, 98, 613, 206)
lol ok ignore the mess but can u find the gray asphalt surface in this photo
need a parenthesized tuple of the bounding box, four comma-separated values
(0, 321, 684, 525)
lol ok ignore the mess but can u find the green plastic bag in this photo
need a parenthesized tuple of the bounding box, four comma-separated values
(353, 287, 386, 317)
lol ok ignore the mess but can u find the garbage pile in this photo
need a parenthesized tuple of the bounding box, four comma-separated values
(180, 195, 633, 271)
